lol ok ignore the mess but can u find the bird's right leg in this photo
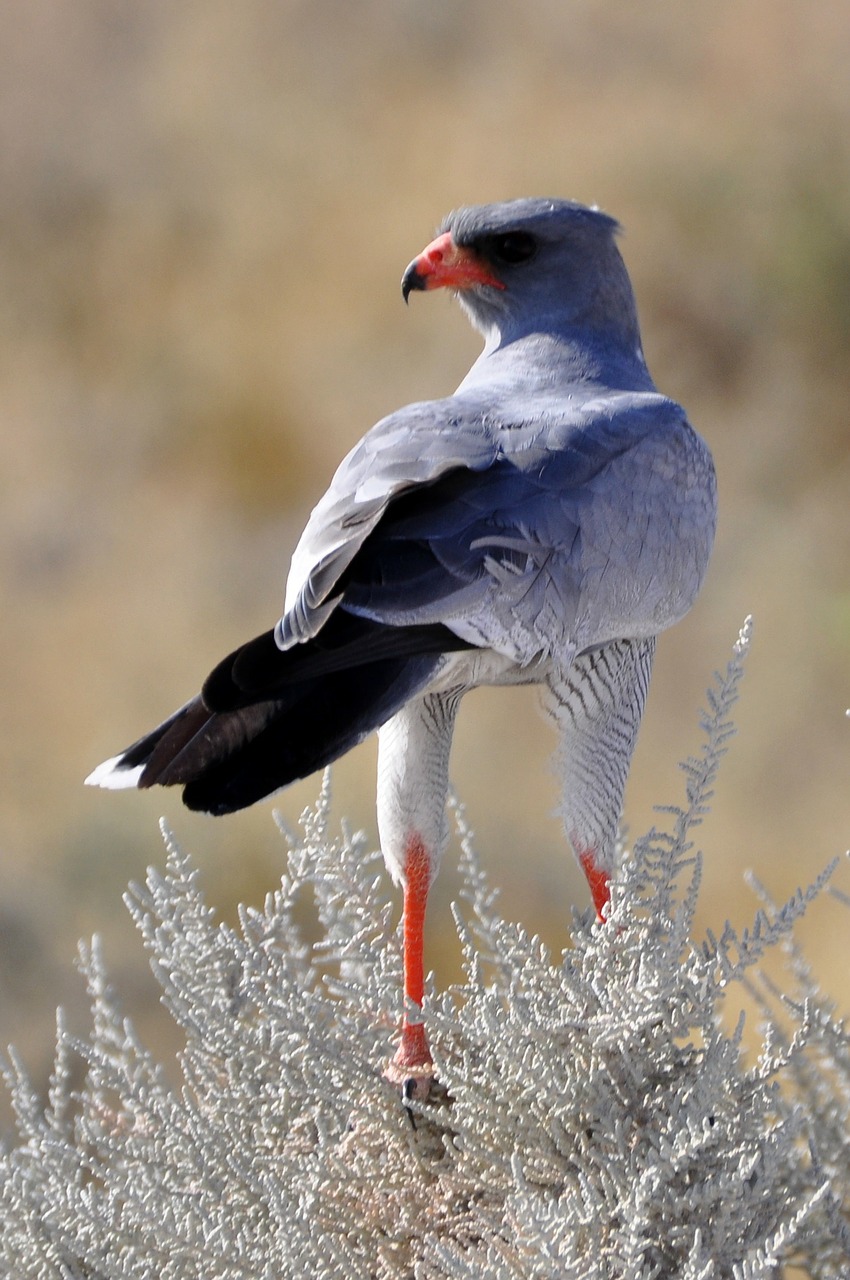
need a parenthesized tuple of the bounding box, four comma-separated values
(376, 689, 459, 1098)
(544, 638, 656, 922)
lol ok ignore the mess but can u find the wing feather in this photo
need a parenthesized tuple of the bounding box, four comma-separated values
(277, 391, 715, 665)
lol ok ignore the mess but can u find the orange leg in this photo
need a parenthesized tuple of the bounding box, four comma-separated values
(577, 846, 611, 923)
(386, 834, 435, 1097)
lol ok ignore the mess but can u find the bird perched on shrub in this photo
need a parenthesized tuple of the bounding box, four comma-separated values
(87, 197, 717, 1098)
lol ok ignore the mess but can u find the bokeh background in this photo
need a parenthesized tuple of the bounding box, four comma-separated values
(1, 0, 848, 1094)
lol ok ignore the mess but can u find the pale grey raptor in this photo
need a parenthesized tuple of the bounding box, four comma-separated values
(87, 198, 717, 1094)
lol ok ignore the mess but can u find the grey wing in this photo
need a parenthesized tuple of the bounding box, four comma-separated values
(279, 392, 716, 665)
(279, 398, 500, 647)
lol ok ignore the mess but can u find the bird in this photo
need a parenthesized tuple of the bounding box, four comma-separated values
(86, 197, 717, 1099)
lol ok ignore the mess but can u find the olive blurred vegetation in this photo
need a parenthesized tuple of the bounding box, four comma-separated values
(1, 0, 848, 1095)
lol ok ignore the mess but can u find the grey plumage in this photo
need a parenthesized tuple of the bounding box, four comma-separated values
(86, 197, 717, 1087)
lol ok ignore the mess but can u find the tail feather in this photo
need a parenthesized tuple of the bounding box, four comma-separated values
(85, 699, 202, 790)
(138, 700, 212, 784)
(86, 615, 467, 815)
(202, 616, 469, 709)
(182, 652, 442, 814)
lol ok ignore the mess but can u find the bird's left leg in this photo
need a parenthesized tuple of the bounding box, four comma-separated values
(376, 689, 460, 1097)
(544, 637, 656, 922)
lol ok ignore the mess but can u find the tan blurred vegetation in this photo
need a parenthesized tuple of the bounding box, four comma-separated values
(1, 0, 848, 1092)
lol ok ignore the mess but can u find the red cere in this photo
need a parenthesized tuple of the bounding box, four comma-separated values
(412, 232, 505, 293)
(418, 231, 454, 277)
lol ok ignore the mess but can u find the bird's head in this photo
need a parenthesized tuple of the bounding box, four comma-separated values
(401, 197, 641, 355)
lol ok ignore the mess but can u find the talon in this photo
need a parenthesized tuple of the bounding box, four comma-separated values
(384, 1055, 435, 1102)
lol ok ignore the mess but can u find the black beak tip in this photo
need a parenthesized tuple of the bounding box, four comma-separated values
(401, 260, 426, 305)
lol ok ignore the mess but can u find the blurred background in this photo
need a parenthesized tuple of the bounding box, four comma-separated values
(1, 0, 848, 1095)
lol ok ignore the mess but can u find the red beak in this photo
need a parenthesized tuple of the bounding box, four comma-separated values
(401, 231, 505, 302)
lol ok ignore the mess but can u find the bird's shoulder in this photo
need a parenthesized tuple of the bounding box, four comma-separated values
(479, 388, 713, 498)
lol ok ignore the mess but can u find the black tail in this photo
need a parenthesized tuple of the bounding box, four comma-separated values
(109, 614, 470, 815)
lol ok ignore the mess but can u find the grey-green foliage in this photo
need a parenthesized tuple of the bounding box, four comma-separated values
(1, 621, 848, 1279)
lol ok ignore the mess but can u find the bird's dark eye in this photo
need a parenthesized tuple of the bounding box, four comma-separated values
(484, 231, 538, 266)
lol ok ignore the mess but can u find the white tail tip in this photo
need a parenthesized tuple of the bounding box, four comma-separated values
(85, 755, 145, 791)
